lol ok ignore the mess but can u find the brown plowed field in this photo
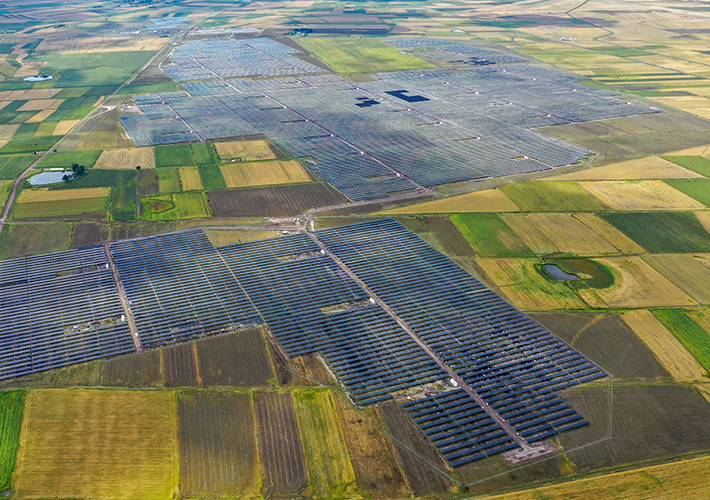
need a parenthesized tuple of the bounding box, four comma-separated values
(164, 342, 199, 387)
(208, 184, 345, 217)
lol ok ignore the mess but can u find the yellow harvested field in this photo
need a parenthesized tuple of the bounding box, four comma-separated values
(498, 213, 557, 254)
(0, 102, 9, 111)
(546, 156, 703, 180)
(18, 187, 110, 203)
(695, 212, 710, 235)
(178, 167, 203, 191)
(220, 160, 312, 188)
(573, 213, 646, 254)
(25, 109, 55, 123)
(381, 188, 519, 214)
(481, 453, 710, 500)
(94, 147, 155, 169)
(651, 96, 710, 120)
(622, 310, 705, 382)
(580, 180, 705, 210)
(14, 60, 48, 79)
(666, 144, 710, 156)
(476, 258, 587, 310)
(0, 89, 61, 100)
(695, 384, 710, 404)
(525, 213, 618, 256)
(643, 254, 710, 304)
(205, 230, 280, 246)
(215, 140, 277, 161)
(17, 99, 62, 111)
(0, 124, 19, 140)
(577, 256, 697, 309)
(53, 120, 80, 135)
(36, 36, 167, 53)
(14, 389, 178, 500)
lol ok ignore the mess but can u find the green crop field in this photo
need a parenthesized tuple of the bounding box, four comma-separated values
(501, 182, 608, 212)
(112, 170, 138, 221)
(0, 391, 24, 491)
(296, 37, 435, 74)
(653, 309, 710, 373)
(157, 168, 181, 193)
(293, 389, 358, 499)
(191, 143, 217, 166)
(140, 191, 211, 220)
(0, 154, 34, 180)
(199, 165, 226, 190)
(37, 51, 154, 87)
(600, 212, 710, 253)
(665, 179, 710, 207)
(0, 181, 11, 213)
(451, 213, 535, 257)
(13, 196, 110, 219)
(36, 149, 102, 169)
(154, 144, 194, 168)
(0, 223, 73, 258)
(49, 168, 121, 190)
(663, 156, 710, 177)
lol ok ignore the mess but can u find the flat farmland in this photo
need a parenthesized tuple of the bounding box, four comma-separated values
(422, 216, 475, 256)
(208, 184, 345, 217)
(561, 384, 710, 471)
(138, 169, 159, 196)
(178, 166, 203, 191)
(333, 395, 410, 500)
(14, 389, 177, 500)
(663, 155, 710, 176)
(154, 144, 194, 167)
(53, 120, 80, 136)
(0, 181, 11, 213)
(381, 188, 519, 214)
(0, 154, 34, 180)
(577, 256, 697, 309)
(450, 214, 535, 258)
(254, 391, 308, 499)
(498, 213, 558, 255)
(531, 312, 668, 381)
(0, 223, 73, 258)
(71, 222, 109, 248)
(665, 178, 710, 206)
(523, 213, 618, 256)
(140, 192, 211, 220)
(643, 254, 710, 304)
(14, 187, 110, 220)
(219, 160, 312, 188)
(178, 391, 260, 500)
(547, 156, 704, 180)
(191, 143, 217, 166)
(197, 328, 276, 387)
(580, 180, 705, 210)
(621, 310, 706, 382)
(164, 342, 199, 387)
(476, 258, 587, 310)
(653, 309, 710, 374)
(572, 213, 646, 254)
(157, 168, 181, 193)
(600, 212, 710, 253)
(199, 165, 227, 190)
(378, 401, 454, 498)
(501, 182, 608, 212)
(94, 147, 155, 169)
(99, 351, 164, 387)
(0, 391, 24, 491)
(293, 389, 358, 499)
(205, 229, 280, 247)
(215, 140, 277, 161)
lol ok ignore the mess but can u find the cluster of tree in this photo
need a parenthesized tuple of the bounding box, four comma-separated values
(62, 163, 86, 182)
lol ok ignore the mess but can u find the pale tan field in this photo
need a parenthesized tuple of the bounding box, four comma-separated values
(651, 96, 710, 120)
(53, 120, 80, 136)
(547, 156, 703, 180)
(580, 180, 705, 210)
(18, 187, 110, 203)
(215, 140, 277, 161)
(94, 147, 155, 169)
(481, 453, 710, 500)
(220, 160, 312, 188)
(25, 109, 55, 123)
(622, 309, 706, 382)
(14, 389, 178, 500)
(178, 167, 203, 191)
(524, 213, 618, 256)
(666, 144, 710, 156)
(578, 256, 697, 309)
(17, 99, 62, 111)
(498, 213, 557, 254)
(205, 230, 280, 246)
(0, 124, 19, 140)
(36, 36, 167, 53)
(643, 254, 710, 304)
(382, 188, 519, 214)
(573, 213, 646, 254)
(686, 309, 710, 338)
(476, 258, 587, 310)
(0, 89, 61, 100)
(13, 59, 48, 78)
(0, 102, 9, 111)
(695, 212, 710, 235)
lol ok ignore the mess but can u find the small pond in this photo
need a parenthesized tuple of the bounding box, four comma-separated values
(23, 75, 53, 82)
(29, 171, 69, 185)
(543, 264, 578, 281)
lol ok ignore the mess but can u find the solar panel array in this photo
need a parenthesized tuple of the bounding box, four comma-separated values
(145, 17, 192, 30)
(0, 246, 135, 380)
(388, 40, 528, 66)
(108, 230, 262, 349)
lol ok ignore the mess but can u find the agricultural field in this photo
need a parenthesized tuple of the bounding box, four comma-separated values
(653, 309, 710, 374)
(191, 143, 217, 166)
(208, 184, 344, 217)
(0, 223, 73, 258)
(140, 192, 211, 221)
(178, 391, 260, 499)
(580, 180, 706, 210)
(94, 147, 155, 170)
(451, 213, 534, 257)
(220, 160, 312, 188)
(549, 156, 703, 181)
(501, 182, 608, 212)
(0, 154, 34, 180)
(665, 178, 710, 207)
(13, 186, 111, 220)
(14, 389, 177, 500)
(0, 391, 24, 492)
(383, 188, 519, 214)
(154, 144, 194, 168)
(642, 254, 710, 304)
(35, 149, 101, 169)
(178, 167, 203, 191)
(215, 140, 276, 162)
(199, 165, 227, 190)
(0, 181, 11, 213)
(518, 213, 618, 256)
(663, 156, 710, 177)
(421, 216, 475, 257)
(205, 229, 279, 247)
(157, 168, 181, 193)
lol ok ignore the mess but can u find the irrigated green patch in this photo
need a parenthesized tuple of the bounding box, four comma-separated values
(451, 213, 534, 257)
(140, 191, 211, 220)
(199, 165, 226, 190)
(501, 181, 608, 212)
(191, 143, 217, 166)
(665, 179, 710, 207)
(0, 154, 34, 180)
(662, 156, 710, 177)
(600, 212, 710, 253)
(653, 309, 710, 374)
(0, 135, 62, 154)
(154, 144, 194, 168)
(0, 391, 24, 491)
(36, 150, 102, 170)
(296, 37, 435, 74)
(35, 51, 154, 87)
(550, 259, 615, 289)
